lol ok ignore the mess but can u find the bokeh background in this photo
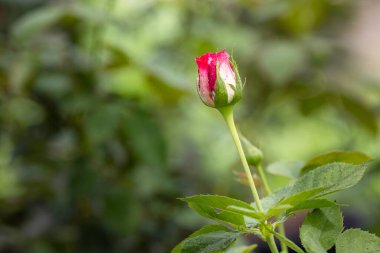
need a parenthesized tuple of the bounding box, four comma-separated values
(0, 0, 379, 252)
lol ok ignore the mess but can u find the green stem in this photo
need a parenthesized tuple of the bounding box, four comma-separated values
(278, 224, 288, 253)
(220, 106, 282, 253)
(257, 164, 288, 253)
(219, 106, 264, 212)
(268, 235, 280, 253)
(257, 164, 272, 195)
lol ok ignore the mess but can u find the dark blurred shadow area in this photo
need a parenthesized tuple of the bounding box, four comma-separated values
(0, 0, 379, 252)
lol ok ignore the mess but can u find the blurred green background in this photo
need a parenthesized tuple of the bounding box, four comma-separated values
(0, 0, 379, 252)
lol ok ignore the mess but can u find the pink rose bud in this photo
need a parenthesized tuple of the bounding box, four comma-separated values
(195, 50, 243, 108)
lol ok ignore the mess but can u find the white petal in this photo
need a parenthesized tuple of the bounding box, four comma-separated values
(219, 62, 236, 102)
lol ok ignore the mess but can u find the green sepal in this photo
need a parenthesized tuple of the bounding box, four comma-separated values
(230, 58, 243, 104)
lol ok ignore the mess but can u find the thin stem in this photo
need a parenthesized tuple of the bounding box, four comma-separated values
(257, 164, 272, 195)
(278, 225, 288, 253)
(220, 106, 281, 253)
(219, 106, 264, 212)
(257, 163, 288, 253)
(268, 235, 280, 253)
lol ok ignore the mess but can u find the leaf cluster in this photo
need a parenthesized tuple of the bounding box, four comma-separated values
(173, 152, 380, 253)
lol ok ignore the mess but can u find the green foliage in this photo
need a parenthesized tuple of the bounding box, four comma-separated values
(263, 162, 366, 217)
(335, 229, 380, 253)
(178, 161, 372, 253)
(265, 188, 327, 217)
(291, 162, 366, 197)
(300, 207, 343, 253)
(225, 244, 257, 253)
(180, 195, 262, 227)
(172, 225, 231, 253)
(267, 151, 370, 179)
(181, 231, 239, 253)
(287, 199, 339, 214)
(301, 151, 371, 174)
(11, 6, 65, 41)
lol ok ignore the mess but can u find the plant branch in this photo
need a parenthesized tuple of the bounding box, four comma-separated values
(220, 106, 284, 253)
(268, 235, 280, 253)
(257, 164, 288, 253)
(257, 163, 272, 195)
(219, 106, 263, 213)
